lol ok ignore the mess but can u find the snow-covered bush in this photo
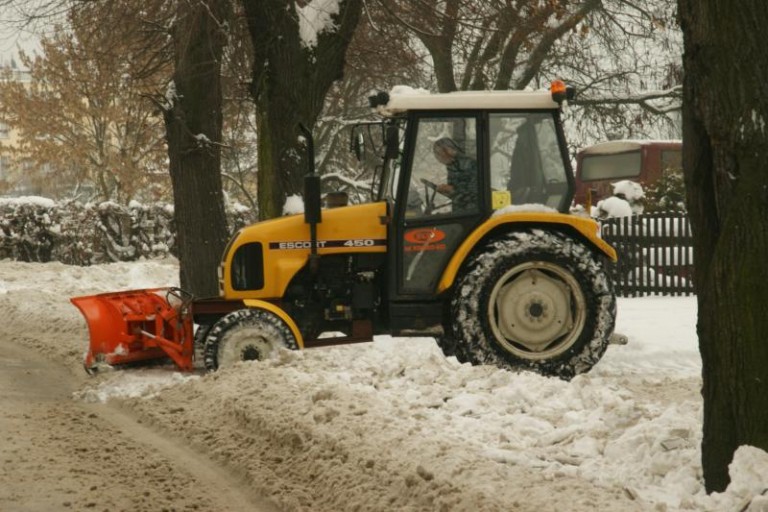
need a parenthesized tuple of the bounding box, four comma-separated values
(593, 196, 633, 219)
(0, 197, 58, 263)
(0, 197, 251, 265)
(593, 180, 644, 219)
(644, 167, 686, 213)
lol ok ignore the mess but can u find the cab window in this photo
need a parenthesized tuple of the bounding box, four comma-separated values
(405, 117, 479, 218)
(489, 113, 569, 210)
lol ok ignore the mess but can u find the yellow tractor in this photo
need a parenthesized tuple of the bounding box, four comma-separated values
(73, 81, 617, 380)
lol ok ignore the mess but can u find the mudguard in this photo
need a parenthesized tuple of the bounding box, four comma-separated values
(242, 299, 305, 349)
(438, 212, 617, 293)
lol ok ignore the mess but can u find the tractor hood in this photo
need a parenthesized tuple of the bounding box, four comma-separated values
(220, 202, 388, 300)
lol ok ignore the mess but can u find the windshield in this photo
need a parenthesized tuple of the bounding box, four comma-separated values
(367, 111, 571, 214)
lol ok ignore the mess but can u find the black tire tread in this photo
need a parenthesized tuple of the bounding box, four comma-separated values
(203, 308, 298, 371)
(450, 229, 616, 380)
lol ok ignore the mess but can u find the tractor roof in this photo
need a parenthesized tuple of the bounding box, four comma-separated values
(379, 88, 560, 116)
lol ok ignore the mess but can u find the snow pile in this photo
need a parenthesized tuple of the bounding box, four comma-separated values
(0, 195, 56, 208)
(283, 194, 305, 215)
(612, 179, 645, 204)
(389, 85, 431, 97)
(493, 204, 557, 216)
(74, 370, 200, 403)
(594, 180, 645, 219)
(3, 258, 768, 511)
(594, 195, 633, 218)
(705, 447, 768, 512)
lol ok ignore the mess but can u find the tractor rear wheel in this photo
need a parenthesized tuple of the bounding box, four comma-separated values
(450, 229, 616, 380)
(434, 333, 469, 363)
(203, 308, 298, 371)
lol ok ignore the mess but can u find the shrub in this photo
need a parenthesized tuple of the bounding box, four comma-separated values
(644, 167, 686, 213)
(0, 198, 251, 265)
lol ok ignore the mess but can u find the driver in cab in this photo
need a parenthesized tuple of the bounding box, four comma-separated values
(432, 137, 478, 212)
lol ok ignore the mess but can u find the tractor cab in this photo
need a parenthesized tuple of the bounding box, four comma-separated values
(349, 84, 580, 322)
(369, 86, 575, 216)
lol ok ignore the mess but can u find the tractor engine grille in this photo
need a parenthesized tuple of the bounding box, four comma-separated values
(231, 242, 264, 291)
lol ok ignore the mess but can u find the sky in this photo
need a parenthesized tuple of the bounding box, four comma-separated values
(2, 255, 768, 511)
(0, 22, 40, 64)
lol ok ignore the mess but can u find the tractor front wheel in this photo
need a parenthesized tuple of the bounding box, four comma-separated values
(450, 229, 616, 380)
(203, 308, 298, 371)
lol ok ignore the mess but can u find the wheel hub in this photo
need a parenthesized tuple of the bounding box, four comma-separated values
(528, 300, 545, 319)
(219, 330, 275, 367)
(493, 267, 578, 355)
(241, 345, 263, 361)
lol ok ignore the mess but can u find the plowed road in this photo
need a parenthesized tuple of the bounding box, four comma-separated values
(0, 340, 279, 512)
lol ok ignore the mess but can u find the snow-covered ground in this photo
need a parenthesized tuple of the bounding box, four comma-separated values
(2, 258, 767, 511)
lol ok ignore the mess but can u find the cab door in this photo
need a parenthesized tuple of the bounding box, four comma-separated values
(391, 113, 485, 299)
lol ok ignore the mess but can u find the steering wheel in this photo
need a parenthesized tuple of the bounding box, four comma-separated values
(420, 178, 455, 198)
(419, 178, 452, 214)
(421, 177, 437, 190)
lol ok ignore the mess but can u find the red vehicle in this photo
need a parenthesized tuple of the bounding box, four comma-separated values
(573, 140, 682, 208)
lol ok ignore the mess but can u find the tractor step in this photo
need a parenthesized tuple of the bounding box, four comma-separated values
(609, 332, 629, 345)
(71, 288, 195, 373)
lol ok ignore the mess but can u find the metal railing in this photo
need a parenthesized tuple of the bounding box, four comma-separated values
(600, 212, 695, 296)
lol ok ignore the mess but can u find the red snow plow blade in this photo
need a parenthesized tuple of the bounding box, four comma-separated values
(71, 288, 195, 373)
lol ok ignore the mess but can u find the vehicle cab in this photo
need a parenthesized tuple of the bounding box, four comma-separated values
(573, 139, 683, 208)
(362, 83, 589, 328)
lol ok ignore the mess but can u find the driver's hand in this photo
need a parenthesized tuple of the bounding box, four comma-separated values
(436, 183, 455, 196)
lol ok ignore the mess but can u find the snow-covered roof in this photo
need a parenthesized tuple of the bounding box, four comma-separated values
(579, 139, 682, 156)
(380, 89, 559, 115)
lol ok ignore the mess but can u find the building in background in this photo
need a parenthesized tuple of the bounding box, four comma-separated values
(0, 57, 63, 198)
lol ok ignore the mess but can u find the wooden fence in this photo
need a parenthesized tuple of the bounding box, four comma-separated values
(599, 212, 695, 296)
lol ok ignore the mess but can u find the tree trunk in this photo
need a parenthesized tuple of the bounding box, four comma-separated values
(163, 0, 230, 297)
(678, 0, 768, 492)
(243, 0, 362, 220)
(415, 0, 459, 93)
